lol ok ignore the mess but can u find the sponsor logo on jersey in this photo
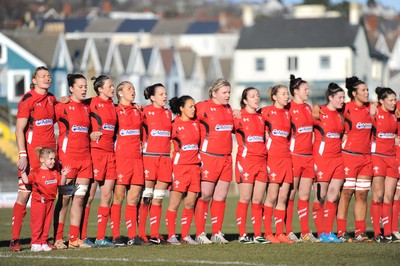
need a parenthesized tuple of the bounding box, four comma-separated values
(356, 122, 372, 129)
(150, 129, 171, 137)
(35, 119, 53, 126)
(272, 129, 289, 137)
(215, 124, 233, 131)
(45, 179, 57, 185)
(120, 129, 140, 136)
(326, 132, 341, 138)
(182, 144, 198, 151)
(247, 135, 264, 142)
(103, 123, 115, 131)
(297, 126, 313, 133)
(71, 125, 89, 133)
(378, 132, 396, 139)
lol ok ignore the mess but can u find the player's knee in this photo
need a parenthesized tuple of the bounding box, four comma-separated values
(74, 184, 88, 196)
(153, 189, 166, 200)
(142, 188, 154, 204)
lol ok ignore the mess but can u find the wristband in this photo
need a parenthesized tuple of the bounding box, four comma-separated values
(19, 151, 27, 154)
(19, 154, 27, 157)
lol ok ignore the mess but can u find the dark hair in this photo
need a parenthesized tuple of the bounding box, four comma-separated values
(289, 74, 307, 96)
(269, 84, 287, 103)
(143, 83, 165, 101)
(91, 75, 110, 95)
(375, 87, 396, 101)
(30, 66, 50, 89)
(325, 82, 344, 102)
(169, 95, 194, 115)
(240, 87, 259, 109)
(67, 74, 86, 94)
(345, 76, 365, 100)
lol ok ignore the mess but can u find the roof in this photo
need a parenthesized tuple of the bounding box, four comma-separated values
(152, 19, 191, 35)
(41, 18, 89, 33)
(186, 21, 220, 34)
(160, 48, 174, 75)
(5, 32, 58, 66)
(179, 48, 196, 79)
(219, 58, 232, 79)
(84, 17, 123, 33)
(117, 19, 158, 33)
(94, 39, 110, 67)
(118, 44, 133, 68)
(66, 39, 87, 68)
(237, 17, 359, 49)
(141, 47, 153, 70)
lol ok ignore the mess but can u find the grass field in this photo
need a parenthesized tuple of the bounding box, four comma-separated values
(0, 195, 399, 266)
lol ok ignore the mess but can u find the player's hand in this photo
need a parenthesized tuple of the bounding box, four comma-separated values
(232, 109, 241, 119)
(90, 131, 102, 142)
(17, 156, 28, 172)
(134, 103, 142, 110)
(395, 136, 400, 146)
(58, 96, 70, 104)
(395, 108, 400, 119)
(61, 165, 71, 176)
(312, 104, 323, 120)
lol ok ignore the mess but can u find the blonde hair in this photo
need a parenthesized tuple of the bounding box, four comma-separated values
(269, 84, 287, 103)
(208, 78, 230, 99)
(30, 66, 50, 89)
(35, 146, 56, 161)
(116, 81, 133, 101)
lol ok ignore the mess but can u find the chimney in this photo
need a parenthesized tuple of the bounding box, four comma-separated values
(349, 2, 361, 25)
(242, 5, 254, 27)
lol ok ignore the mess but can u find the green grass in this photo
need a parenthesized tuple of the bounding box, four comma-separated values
(1, 196, 399, 265)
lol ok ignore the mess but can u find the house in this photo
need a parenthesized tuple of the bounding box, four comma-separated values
(233, 16, 387, 108)
(179, 48, 206, 102)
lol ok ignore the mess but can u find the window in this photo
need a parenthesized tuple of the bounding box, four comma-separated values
(255, 58, 265, 71)
(288, 56, 298, 71)
(320, 56, 330, 69)
(7, 70, 30, 100)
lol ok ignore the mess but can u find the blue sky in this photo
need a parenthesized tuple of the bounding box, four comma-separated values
(282, 0, 399, 11)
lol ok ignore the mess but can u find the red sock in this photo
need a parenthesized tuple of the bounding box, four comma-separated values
(392, 200, 400, 232)
(110, 204, 122, 238)
(336, 218, 347, 236)
(138, 203, 149, 237)
(166, 210, 177, 238)
(55, 223, 64, 241)
(312, 202, 324, 236)
(96, 206, 110, 240)
(251, 203, 263, 237)
(285, 199, 295, 234)
(324, 200, 337, 234)
(195, 199, 209, 236)
(370, 201, 382, 237)
(382, 202, 392, 236)
(263, 205, 273, 236)
(181, 208, 194, 238)
(236, 201, 248, 237)
(81, 206, 90, 240)
(211, 200, 226, 235)
(125, 205, 138, 239)
(298, 200, 310, 235)
(150, 204, 162, 238)
(355, 220, 365, 236)
(274, 209, 286, 236)
(11, 202, 26, 240)
(69, 225, 80, 242)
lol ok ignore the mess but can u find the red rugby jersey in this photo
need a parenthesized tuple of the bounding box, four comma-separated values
(16, 90, 56, 147)
(261, 105, 291, 158)
(28, 168, 61, 202)
(234, 108, 267, 163)
(196, 100, 233, 155)
(142, 105, 172, 154)
(115, 104, 142, 158)
(313, 105, 344, 157)
(372, 106, 397, 156)
(89, 96, 117, 152)
(342, 101, 373, 154)
(397, 101, 400, 159)
(289, 101, 314, 155)
(171, 116, 200, 165)
(56, 98, 90, 160)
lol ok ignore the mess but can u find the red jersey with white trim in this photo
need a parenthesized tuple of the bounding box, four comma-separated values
(115, 104, 142, 159)
(89, 96, 117, 152)
(196, 100, 233, 155)
(142, 105, 172, 154)
(342, 101, 373, 154)
(56, 99, 90, 160)
(234, 108, 267, 163)
(171, 116, 200, 165)
(372, 106, 397, 156)
(289, 101, 314, 155)
(313, 106, 344, 157)
(261, 105, 291, 158)
(16, 90, 56, 147)
(397, 101, 400, 159)
(27, 168, 61, 201)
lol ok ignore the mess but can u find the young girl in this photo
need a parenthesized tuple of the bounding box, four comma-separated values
(21, 147, 69, 252)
